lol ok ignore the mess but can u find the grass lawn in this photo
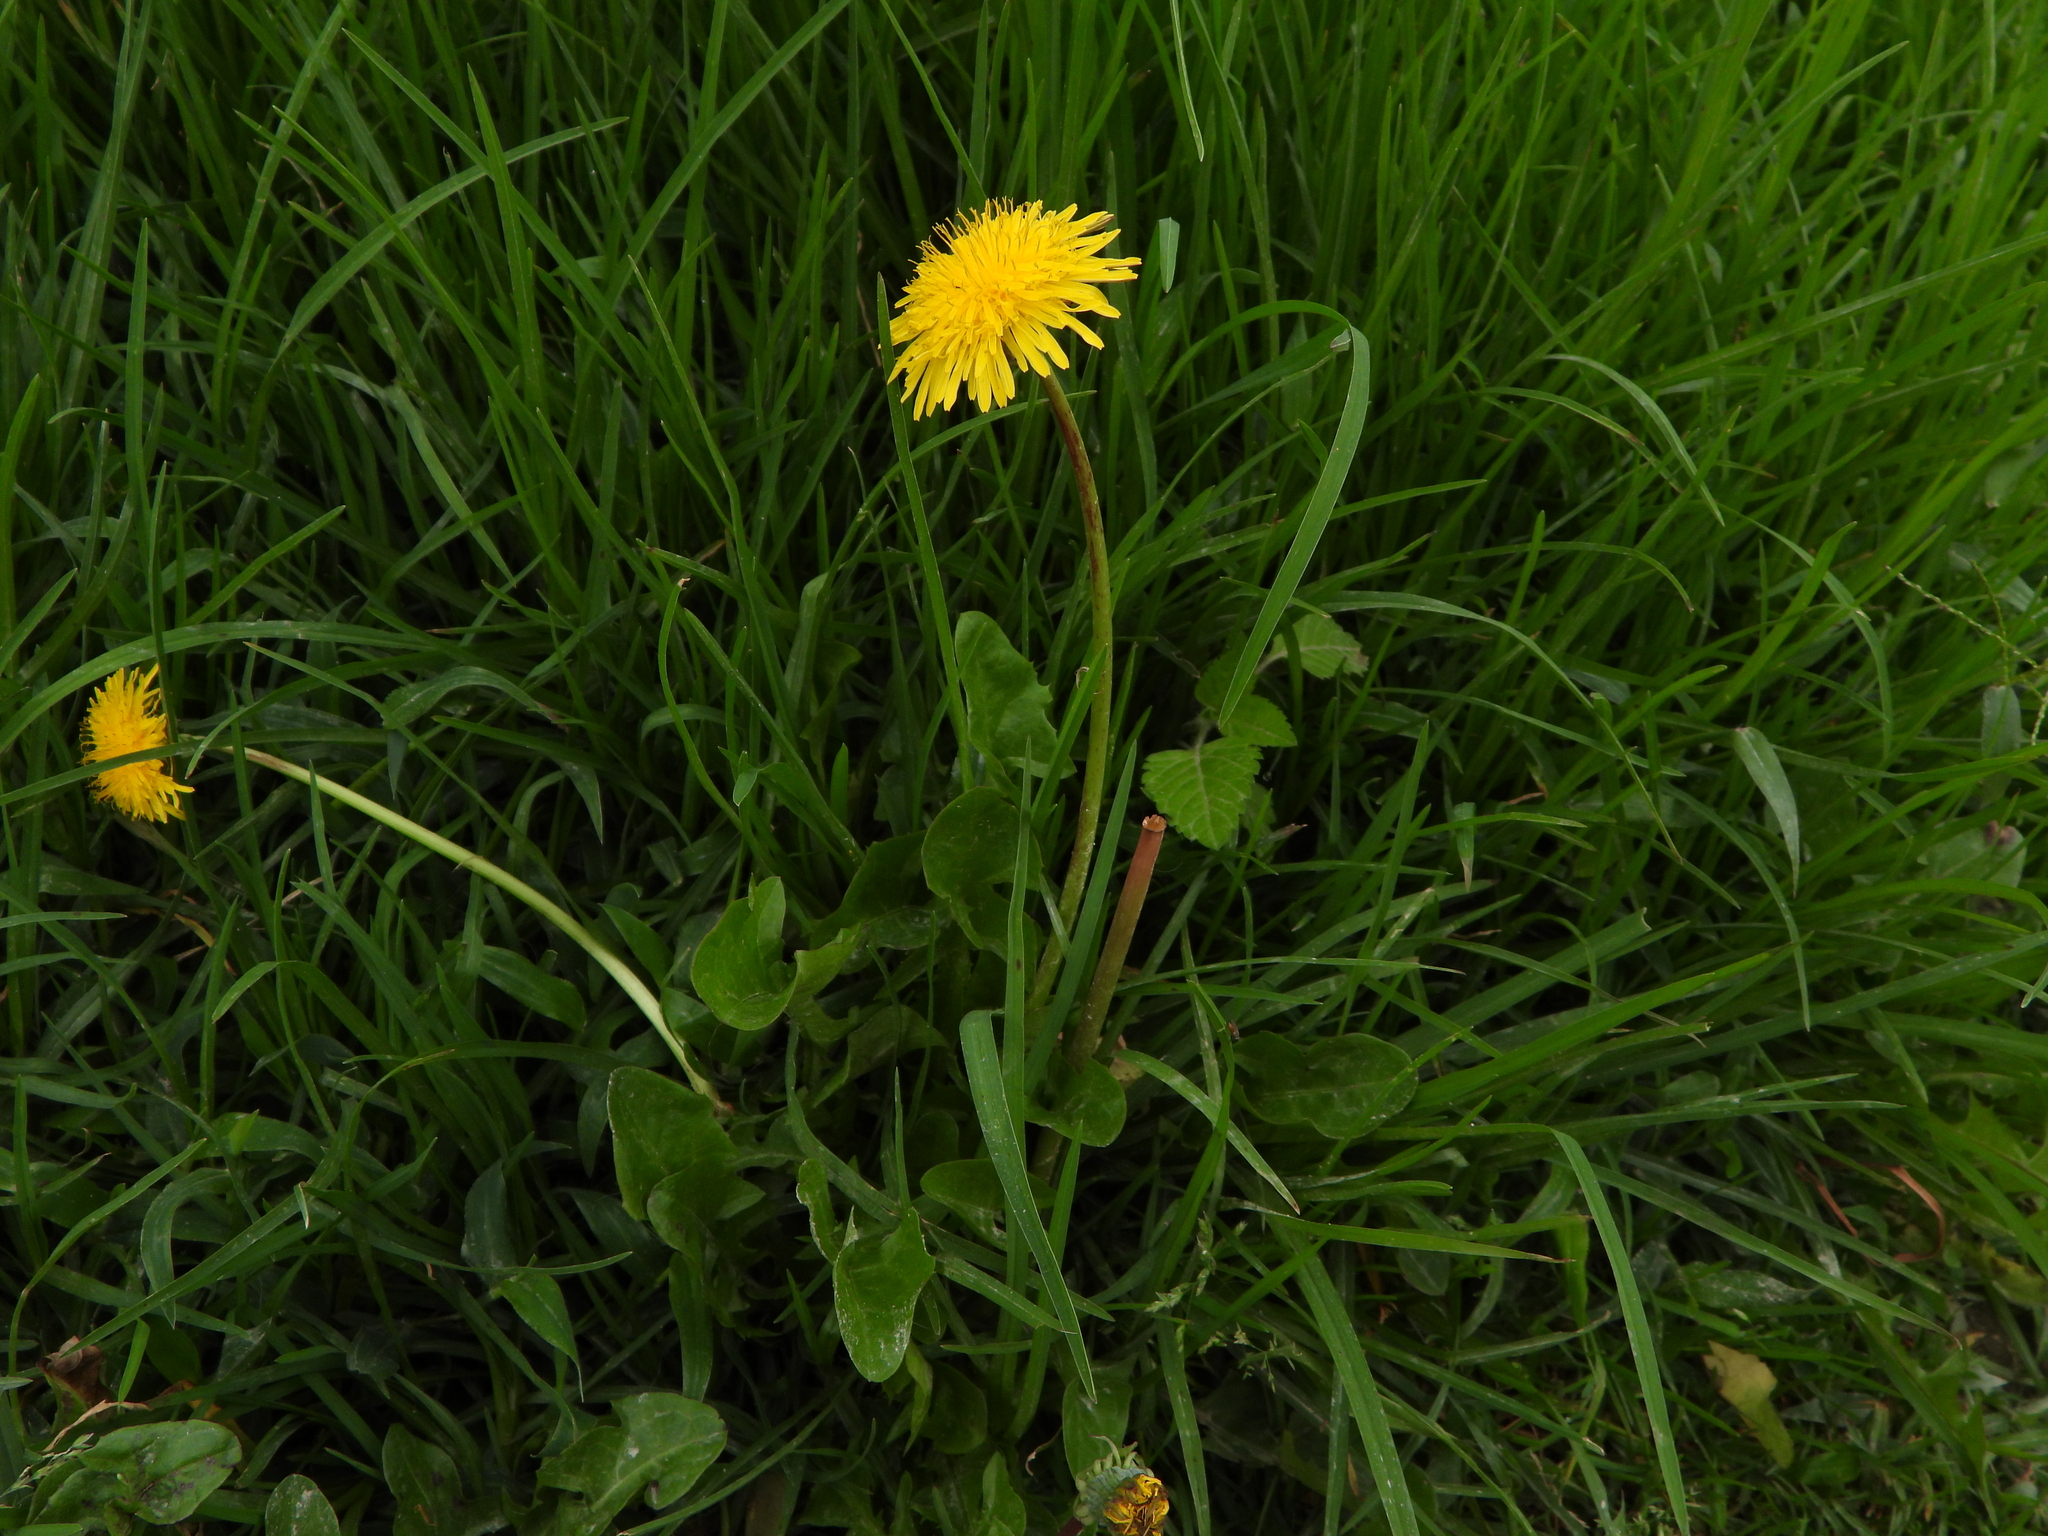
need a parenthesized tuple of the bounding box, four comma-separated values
(9, 1, 2048, 1532)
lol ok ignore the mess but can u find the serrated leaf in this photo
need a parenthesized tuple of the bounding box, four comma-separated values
(957, 612, 1070, 777)
(1213, 693, 1296, 747)
(1274, 612, 1368, 678)
(1143, 739, 1262, 850)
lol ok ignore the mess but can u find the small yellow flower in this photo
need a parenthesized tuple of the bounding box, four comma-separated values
(80, 665, 192, 822)
(889, 199, 1140, 418)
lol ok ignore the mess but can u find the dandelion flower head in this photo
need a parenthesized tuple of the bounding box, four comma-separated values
(81, 665, 192, 822)
(1100, 1476, 1169, 1536)
(1074, 1444, 1167, 1536)
(889, 199, 1140, 418)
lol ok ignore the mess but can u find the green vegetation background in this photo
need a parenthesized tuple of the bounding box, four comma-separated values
(7, 0, 2048, 1532)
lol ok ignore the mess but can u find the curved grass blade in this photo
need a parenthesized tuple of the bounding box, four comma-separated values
(1553, 1131, 1688, 1535)
(217, 747, 716, 1101)
(1287, 1229, 1418, 1536)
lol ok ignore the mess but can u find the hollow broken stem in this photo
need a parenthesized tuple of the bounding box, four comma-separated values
(1030, 815, 1169, 1179)
(1067, 814, 1168, 1071)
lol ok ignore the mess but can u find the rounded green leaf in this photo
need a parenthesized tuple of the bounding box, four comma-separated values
(1236, 1032, 1416, 1138)
(537, 1393, 726, 1536)
(265, 1475, 339, 1536)
(923, 787, 1023, 952)
(824, 833, 933, 941)
(1024, 1056, 1127, 1147)
(833, 1214, 935, 1382)
(382, 1427, 457, 1536)
(691, 878, 795, 1029)
(59, 1422, 241, 1530)
(609, 1066, 739, 1220)
(956, 612, 1070, 777)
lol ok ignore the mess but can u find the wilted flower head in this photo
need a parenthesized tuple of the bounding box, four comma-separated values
(80, 665, 192, 822)
(889, 199, 1140, 418)
(1073, 1443, 1168, 1536)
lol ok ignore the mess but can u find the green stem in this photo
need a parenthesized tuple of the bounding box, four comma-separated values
(1039, 370, 1113, 957)
(222, 746, 721, 1105)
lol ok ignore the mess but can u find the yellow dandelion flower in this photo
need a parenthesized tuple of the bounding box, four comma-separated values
(889, 199, 1140, 419)
(80, 665, 192, 822)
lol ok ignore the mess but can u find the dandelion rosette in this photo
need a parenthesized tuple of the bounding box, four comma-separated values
(889, 199, 1140, 418)
(1073, 1443, 1169, 1536)
(80, 665, 193, 822)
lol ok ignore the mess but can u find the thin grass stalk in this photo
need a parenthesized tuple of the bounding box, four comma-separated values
(218, 745, 719, 1102)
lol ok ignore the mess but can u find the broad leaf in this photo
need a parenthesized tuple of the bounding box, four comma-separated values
(843, 1004, 946, 1077)
(1143, 739, 1261, 850)
(498, 1269, 577, 1357)
(265, 1475, 339, 1536)
(923, 787, 1025, 952)
(382, 1427, 457, 1536)
(1213, 694, 1296, 747)
(788, 928, 863, 1043)
(825, 834, 934, 947)
(609, 1066, 741, 1221)
(1922, 820, 2026, 887)
(1061, 1362, 1134, 1479)
(44, 1423, 242, 1535)
(1276, 612, 1368, 677)
(921, 1158, 1050, 1248)
(833, 1214, 934, 1382)
(1236, 1032, 1415, 1138)
(691, 878, 795, 1029)
(1983, 684, 2024, 758)
(972, 1452, 1027, 1536)
(1024, 1055, 1127, 1147)
(537, 1393, 726, 1536)
(928, 1366, 990, 1456)
(956, 612, 1069, 777)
